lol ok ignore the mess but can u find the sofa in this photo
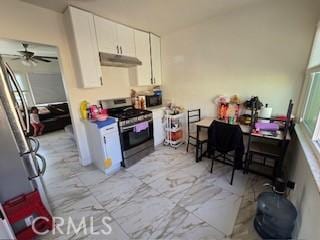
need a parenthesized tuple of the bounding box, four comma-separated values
(29, 103, 72, 135)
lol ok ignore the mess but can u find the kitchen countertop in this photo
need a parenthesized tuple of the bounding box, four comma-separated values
(146, 105, 166, 111)
(82, 117, 117, 129)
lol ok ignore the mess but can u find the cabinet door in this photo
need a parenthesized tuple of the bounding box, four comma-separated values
(94, 15, 118, 54)
(117, 24, 136, 57)
(66, 7, 102, 88)
(153, 109, 165, 146)
(134, 30, 152, 86)
(150, 33, 162, 85)
(103, 128, 122, 165)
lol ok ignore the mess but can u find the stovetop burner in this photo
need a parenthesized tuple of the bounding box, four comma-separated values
(99, 98, 153, 126)
(108, 107, 152, 121)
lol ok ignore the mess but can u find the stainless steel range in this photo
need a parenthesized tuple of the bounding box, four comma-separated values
(100, 98, 154, 167)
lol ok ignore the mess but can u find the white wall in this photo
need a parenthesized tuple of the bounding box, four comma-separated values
(286, 129, 320, 239)
(161, 0, 320, 116)
(0, 0, 132, 165)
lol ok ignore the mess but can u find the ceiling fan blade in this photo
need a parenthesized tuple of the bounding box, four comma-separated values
(36, 56, 58, 60)
(2, 54, 22, 58)
(33, 56, 51, 62)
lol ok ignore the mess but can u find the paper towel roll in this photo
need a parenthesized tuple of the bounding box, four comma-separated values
(260, 107, 272, 118)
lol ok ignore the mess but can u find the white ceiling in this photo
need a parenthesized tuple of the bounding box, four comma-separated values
(21, 0, 263, 35)
(0, 39, 58, 57)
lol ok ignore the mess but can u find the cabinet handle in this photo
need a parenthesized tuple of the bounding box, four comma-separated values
(116, 45, 119, 54)
(100, 76, 103, 86)
(151, 77, 153, 84)
(120, 46, 123, 55)
(103, 136, 106, 144)
(154, 77, 156, 84)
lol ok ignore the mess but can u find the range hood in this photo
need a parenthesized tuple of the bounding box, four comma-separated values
(99, 52, 142, 67)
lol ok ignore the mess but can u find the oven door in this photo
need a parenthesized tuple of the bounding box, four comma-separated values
(120, 120, 153, 151)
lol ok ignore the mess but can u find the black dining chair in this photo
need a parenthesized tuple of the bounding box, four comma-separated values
(186, 109, 208, 153)
(244, 99, 294, 179)
(208, 120, 245, 185)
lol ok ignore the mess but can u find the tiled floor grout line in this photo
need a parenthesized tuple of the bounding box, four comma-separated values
(38, 131, 265, 240)
(129, 150, 245, 239)
(143, 160, 230, 240)
(75, 171, 132, 239)
(124, 162, 208, 240)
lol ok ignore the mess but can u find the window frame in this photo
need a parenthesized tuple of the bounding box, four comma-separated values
(298, 21, 320, 157)
(298, 69, 320, 160)
(11, 71, 35, 107)
(302, 70, 320, 136)
(313, 112, 320, 142)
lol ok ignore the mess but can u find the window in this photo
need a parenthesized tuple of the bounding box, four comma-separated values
(27, 73, 66, 105)
(10, 72, 34, 107)
(302, 23, 320, 147)
(304, 72, 320, 135)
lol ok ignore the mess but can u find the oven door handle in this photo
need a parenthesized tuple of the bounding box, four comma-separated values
(120, 119, 152, 132)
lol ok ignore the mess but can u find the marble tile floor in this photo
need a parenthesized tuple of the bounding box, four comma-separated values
(36, 130, 267, 240)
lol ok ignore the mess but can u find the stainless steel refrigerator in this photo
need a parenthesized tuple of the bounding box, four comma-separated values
(0, 56, 50, 213)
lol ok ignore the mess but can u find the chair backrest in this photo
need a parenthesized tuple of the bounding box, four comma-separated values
(282, 99, 294, 142)
(208, 120, 244, 154)
(187, 109, 201, 134)
(246, 98, 259, 153)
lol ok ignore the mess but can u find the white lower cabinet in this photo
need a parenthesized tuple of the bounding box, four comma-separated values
(84, 120, 122, 175)
(103, 126, 123, 169)
(152, 108, 165, 146)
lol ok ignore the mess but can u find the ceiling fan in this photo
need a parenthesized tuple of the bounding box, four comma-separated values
(11, 43, 58, 65)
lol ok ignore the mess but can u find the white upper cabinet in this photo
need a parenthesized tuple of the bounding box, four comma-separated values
(132, 30, 152, 86)
(117, 24, 136, 57)
(94, 15, 118, 54)
(94, 16, 135, 57)
(129, 32, 162, 86)
(150, 33, 162, 85)
(65, 7, 102, 88)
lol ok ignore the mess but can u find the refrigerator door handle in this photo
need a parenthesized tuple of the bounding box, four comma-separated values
(5, 63, 30, 134)
(29, 137, 40, 153)
(35, 153, 46, 176)
(27, 153, 46, 179)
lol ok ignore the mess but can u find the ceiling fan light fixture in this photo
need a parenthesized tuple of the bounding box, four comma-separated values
(31, 60, 37, 67)
(12, 42, 55, 65)
(21, 59, 31, 66)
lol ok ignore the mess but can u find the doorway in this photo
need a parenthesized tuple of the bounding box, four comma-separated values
(0, 38, 81, 217)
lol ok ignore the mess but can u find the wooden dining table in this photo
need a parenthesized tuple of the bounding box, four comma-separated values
(194, 117, 291, 162)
